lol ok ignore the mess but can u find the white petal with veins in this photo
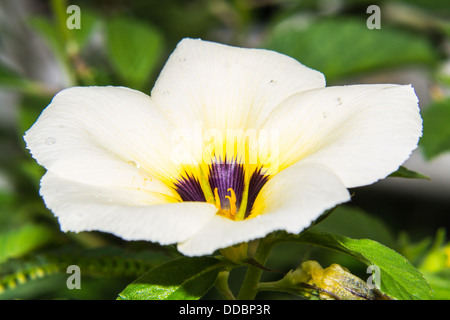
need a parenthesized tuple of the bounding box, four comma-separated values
(261, 84, 422, 187)
(24, 86, 181, 199)
(41, 172, 217, 244)
(151, 38, 326, 132)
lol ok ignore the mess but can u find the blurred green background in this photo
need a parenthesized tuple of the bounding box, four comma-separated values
(0, 0, 449, 299)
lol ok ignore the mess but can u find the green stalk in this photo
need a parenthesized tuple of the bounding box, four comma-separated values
(50, 0, 71, 45)
(237, 236, 274, 300)
(50, 0, 94, 86)
(215, 270, 236, 300)
(49, 0, 76, 85)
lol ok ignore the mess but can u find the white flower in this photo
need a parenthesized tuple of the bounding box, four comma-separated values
(24, 38, 422, 256)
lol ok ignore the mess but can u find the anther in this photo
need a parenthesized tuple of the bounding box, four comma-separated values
(225, 188, 237, 216)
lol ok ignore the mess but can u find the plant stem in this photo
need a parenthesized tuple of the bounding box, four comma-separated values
(237, 236, 274, 300)
(215, 270, 236, 300)
(50, 0, 94, 86)
(256, 280, 313, 299)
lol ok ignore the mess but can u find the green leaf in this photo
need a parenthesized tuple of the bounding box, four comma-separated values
(311, 205, 396, 247)
(422, 270, 450, 300)
(398, 232, 433, 266)
(117, 256, 224, 300)
(418, 228, 448, 273)
(264, 18, 436, 82)
(283, 230, 433, 300)
(0, 246, 168, 298)
(0, 63, 42, 93)
(420, 98, 450, 160)
(388, 166, 430, 180)
(0, 63, 27, 88)
(105, 17, 163, 89)
(0, 224, 55, 264)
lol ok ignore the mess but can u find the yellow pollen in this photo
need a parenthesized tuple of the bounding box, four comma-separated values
(225, 188, 237, 217)
(214, 187, 238, 220)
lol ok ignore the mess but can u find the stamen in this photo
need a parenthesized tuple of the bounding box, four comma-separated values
(225, 188, 237, 217)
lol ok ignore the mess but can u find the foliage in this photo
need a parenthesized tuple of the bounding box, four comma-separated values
(105, 16, 164, 90)
(117, 257, 224, 300)
(264, 18, 436, 82)
(288, 230, 433, 300)
(420, 98, 450, 160)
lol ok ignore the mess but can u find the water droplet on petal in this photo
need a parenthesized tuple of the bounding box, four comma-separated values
(45, 137, 56, 145)
(128, 160, 141, 169)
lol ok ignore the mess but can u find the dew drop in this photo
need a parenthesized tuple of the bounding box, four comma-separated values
(45, 137, 56, 145)
(128, 160, 141, 169)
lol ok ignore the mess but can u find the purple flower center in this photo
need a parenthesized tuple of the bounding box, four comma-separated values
(173, 158, 270, 219)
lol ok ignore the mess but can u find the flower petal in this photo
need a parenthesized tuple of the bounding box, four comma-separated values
(24, 86, 182, 199)
(261, 84, 422, 187)
(40, 172, 218, 244)
(151, 38, 325, 132)
(177, 163, 350, 256)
